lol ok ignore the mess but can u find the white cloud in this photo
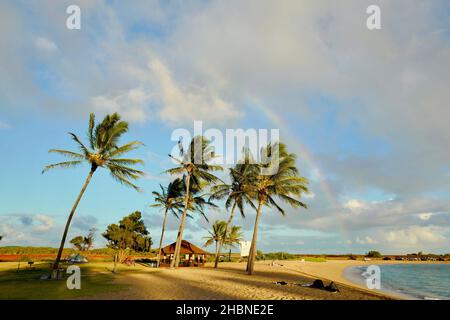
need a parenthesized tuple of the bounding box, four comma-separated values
(0, 223, 28, 243)
(356, 236, 377, 245)
(90, 88, 150, 123)
(303, 191, 316, 199)
(149, 59, 241, 125)
(383, 226, 447, 246)
(418, 212, 433, 221)
(0, 120, 10, 129)
(88, 58, 242, 126)
(344, 199, 368, 212)
(0, 214, 65, 246)
(33, 214, 54, 232)
(34, 36, 58, 53)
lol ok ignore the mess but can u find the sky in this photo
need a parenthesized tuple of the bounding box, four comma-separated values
(1, 0, 450, 254)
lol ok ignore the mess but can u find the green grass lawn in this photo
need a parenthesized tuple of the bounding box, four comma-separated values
(303, 257, 327, 262)
(0, 262, 142, 300)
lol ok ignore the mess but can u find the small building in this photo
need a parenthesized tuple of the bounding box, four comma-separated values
(159, 240, 209, 267)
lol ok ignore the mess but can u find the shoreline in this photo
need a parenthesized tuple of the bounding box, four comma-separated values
(281, 259, 449, 300)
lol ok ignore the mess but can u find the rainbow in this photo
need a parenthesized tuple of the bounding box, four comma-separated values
(253, 102, 351, 245)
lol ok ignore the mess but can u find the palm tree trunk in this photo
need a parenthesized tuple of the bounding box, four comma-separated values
(246, 198, 264, 275)
(214, 202, 237, 268)
(170, 173, 191, 268)
(53, 169, 95, 271)
(156, 207, 169, 268)
(214, 240, 220, 264)
(113, 251, 118, 273)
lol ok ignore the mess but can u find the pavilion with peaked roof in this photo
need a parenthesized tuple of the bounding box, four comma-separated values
(159, 240, 210, 267)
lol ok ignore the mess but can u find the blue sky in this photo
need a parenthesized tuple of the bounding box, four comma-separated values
(1, 0, 450, 254)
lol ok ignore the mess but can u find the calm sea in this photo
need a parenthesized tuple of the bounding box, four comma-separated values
(344, 264, 450, 300)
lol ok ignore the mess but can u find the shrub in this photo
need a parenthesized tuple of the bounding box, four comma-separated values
(256, 250, 265, 260)
(254, 251, 296, 261)
(264, 252, 295, 260)
(366, 251, 382, 258)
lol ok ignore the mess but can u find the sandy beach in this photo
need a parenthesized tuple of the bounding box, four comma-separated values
(273, 259, 450, 299)
(79, 260, 394, 300)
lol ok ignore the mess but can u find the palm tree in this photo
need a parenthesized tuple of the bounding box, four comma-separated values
(204, 222, 243, 263)
(151, 178, 184, 267)
(166, 136, 222, 268)
(209, 160, 256, 268)
(246, 142, 309, 275)
(223, 225, 243, 261)
(225, 225, 243, 248)
(203, 220, 227, 261)
(43, 113, 145, 271)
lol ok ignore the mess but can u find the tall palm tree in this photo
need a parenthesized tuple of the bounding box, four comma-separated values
(246, 142, 309, 275)
(151, 178, 184, 267)
(209, 160, 256, 268)
(166, 136, 222, 268)
(43, 113, 145, 271)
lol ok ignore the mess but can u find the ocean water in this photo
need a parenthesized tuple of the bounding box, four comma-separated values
(344, 264, 450, 300)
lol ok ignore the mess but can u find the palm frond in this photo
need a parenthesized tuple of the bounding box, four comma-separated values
(68, 132, 90, 156)
(88, 113, 96, 149)
(48, 149, 84, 159)
(164, 167, 185, 175)
(107, 164, 144, 180)
(108, 141, 144, 157)
(42, 160, 83, 174)
(149, 203, 163, 208)
(109, 171, 141, 191)
(267, 195, 285, 215)
(195, 170, 222, 184)
(203, 238, 215, 247)
(236, 198, 246, 218)
(103, 120, 129, 151)
(278, 194, 308, 209)
(108, 158, 145, 166)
